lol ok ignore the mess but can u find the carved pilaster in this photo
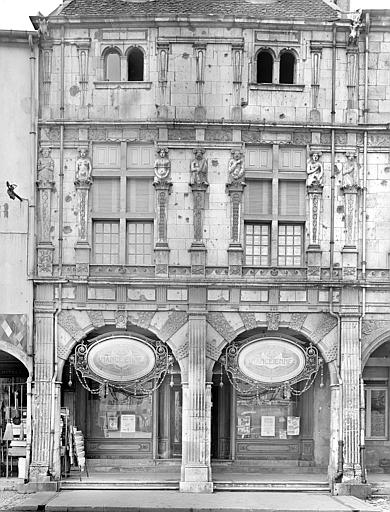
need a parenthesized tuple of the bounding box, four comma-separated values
(341, 317, 362, 482)
(346, 48, 358, 123)
(226, 182, 245, 276)
(231, 43, 244, 121)
(37, 147, 55, 277)
(189, 182, 208, 275)
(77, 41, 90, 108)
(41, 47, 52, 106)
(307, 185, 323, 248)
(154, 154, 172, 276)
(74, 148, 92, 276)
(157, 43, 169, 118)
(310, 45, 322, 122)
(180, 314, 213, 493)
(30, 312, 54, 481)
(194, 44, 206, 120)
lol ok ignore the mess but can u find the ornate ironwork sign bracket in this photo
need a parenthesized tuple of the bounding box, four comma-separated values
(221, 337, 323, 400)
(69, 333, 173, 399)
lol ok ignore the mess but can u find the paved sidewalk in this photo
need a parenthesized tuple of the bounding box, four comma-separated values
(11, 490, 377, 512)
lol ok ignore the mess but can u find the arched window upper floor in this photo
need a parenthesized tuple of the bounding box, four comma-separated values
(101, 45, 146, 82)
(127, 47, 144, 82)
(255, 48, 298, 85)
(103, 48, 121, 81)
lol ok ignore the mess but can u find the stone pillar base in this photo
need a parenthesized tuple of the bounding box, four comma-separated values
(342, 249, 358, 280)
(307, 246, 321, 281)
(180, 465, 213, 494)
(231, 106, 242, 121)
(333, 483, 371, 499)
(74, 242, 90, 276)
(194, 106, 206, 121)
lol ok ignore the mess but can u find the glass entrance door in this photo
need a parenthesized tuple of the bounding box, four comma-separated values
(158, 374, 182, 458)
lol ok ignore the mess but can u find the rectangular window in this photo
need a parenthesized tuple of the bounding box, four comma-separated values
(244, 224, 270, 266)
(365, 387, 388, 439)
(127, 222, 154, 265)
(93, 221, 119, 264)
(244, 180, 272, 216)
(278, 181, 305, 217)
(278, 224, 303, 266)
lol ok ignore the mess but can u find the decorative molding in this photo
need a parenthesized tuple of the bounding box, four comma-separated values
(115, 309, 127, 329)
(58, 311, 85, 341)
(266, 312, 280, 331)
(240, 312, 258, 331)
(175, 341, 189, 360)
(207, 313, 236, 343)
(289, 313, 307, 332)
(159, 311, 187, 341)
(0, 314, 28, 353)
(206, 341, 221, 361)
(127, 311, 155, 330)
(311, 314, 338, 345)
(87, 310, 105, 328)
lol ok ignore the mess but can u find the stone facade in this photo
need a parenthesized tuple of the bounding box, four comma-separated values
(1, 0, 390, 497)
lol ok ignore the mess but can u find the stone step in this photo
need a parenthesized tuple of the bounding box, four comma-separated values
(60, 480, 180, 490)
(214, 481, 330, 492)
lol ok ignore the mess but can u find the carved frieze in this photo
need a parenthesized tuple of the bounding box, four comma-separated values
(127, 311, 155, 330)
(311, 314, 338, 345)
(115, 310, 127, 329)
(206, 341, 221, 362)
(289, 313, 307, 332)
(266, 312, 280, 331)
(87, 310, 105, 329)
(240, 312, 258, 331)
(58, 311, 84, 341)
(159, 312, 187, 341)
(207, 313, 236, 343)
(175, 341, 189, 360)
(205, 128, 233, 142)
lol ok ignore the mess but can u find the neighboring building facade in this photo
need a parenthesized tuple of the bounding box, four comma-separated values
(0, 30, 37, 481)
(2, 0, 390, 497)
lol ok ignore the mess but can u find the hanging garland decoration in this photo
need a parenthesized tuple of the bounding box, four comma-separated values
(69, 334, 173, 400)
(220, 337, 323, 401)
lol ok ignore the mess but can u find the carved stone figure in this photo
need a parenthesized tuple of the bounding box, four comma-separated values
(228, 150, 245, 184)
(37, 13, 49, 39)
(37, 147, 54, 186)
(154, 147, 171, 184)
(348, 9, 362, 46)
(190, 149, 208, 186)
(342, 151, 358, 188)
(307, 152, 324, 187)
(75, 147, 92, 186)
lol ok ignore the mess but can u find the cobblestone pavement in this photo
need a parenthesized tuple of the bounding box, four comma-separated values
(0, 491, 29, 511)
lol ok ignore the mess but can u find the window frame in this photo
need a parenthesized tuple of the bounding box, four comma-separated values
(365, 385, 389, 441)
(90, 143, 155, 266)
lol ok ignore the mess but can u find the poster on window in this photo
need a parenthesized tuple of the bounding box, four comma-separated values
(237, 416, 251, 437)
(261, 416, 275, 437)
(107, 415, 118, 431)
(287, 416, 300, 436)
(121, 414, 136, 433)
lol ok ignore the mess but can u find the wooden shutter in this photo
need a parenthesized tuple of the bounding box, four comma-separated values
(278, 181, 305, 216)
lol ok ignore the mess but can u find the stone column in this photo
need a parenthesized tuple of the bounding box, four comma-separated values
(37, 147, 55, 277)
(29, 310, 54, 483)
(180, 314, 213, 493)
(340, 316, 361, 483)
(154, 182, 172, 276)
(226, 182, 245, 276)
(189, 183, 208, 276)
(74, 147, 93, 277)
(329, 382, 341, 482)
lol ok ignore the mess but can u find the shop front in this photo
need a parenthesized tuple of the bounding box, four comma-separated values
(61, 332, 181, 471)
(0, 350, 29, 479)
(211, 333, 330, 471)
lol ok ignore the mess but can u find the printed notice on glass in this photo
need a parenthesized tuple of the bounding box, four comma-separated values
(261, 416, 275, 437)
(121, 414, 136, 433)
(287, 416, 300, 436)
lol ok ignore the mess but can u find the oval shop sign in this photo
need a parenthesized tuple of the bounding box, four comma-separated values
(87, 335, 156, 383)
(237, 338, 306, 384)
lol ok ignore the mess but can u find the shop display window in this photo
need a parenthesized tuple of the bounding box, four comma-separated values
(88, 392, 152, 439)
(236, 396, 300, 440)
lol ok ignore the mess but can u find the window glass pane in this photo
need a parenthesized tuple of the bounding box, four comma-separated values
(105, 52, 121, 81)
(127, 222, 153, 265)
(244, 181, 272, 215)
(128, 48, 144, 81)
(278, 224, 303, 266)
(93, 221, 120, 264)
(127, 178, 154, 213)
(92, 179, 120, 212)
(279, 52, 295, 84)
(370, 389, 387, 437)
(245, 223, 270, 266)
(256, 51, 273, 83)
(279, 181, 305, 216)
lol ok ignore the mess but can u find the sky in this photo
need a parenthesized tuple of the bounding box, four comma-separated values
(0, 0, 388, 31)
